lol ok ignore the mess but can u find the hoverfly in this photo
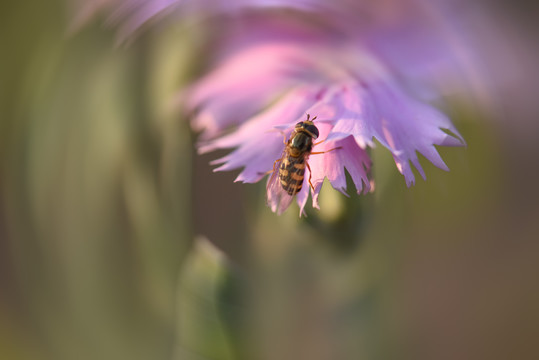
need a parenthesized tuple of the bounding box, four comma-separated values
(266, 114, 339, 214)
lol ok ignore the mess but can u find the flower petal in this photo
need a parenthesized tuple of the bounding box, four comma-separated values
(307, 122, 372, 209)
(295, 167, 311, 216)
(186, 44, 307, 139)
(315, 81, 464, 186)
(205, 86, 323, 183)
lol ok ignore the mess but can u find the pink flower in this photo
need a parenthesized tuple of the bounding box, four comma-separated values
(74, 1, 468, 215)
(188, 11, 465, 215)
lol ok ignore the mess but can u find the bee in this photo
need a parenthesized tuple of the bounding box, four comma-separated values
(266, 114, 339, 213)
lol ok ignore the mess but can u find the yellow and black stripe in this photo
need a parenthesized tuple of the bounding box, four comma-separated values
(279, 157, 306, 195)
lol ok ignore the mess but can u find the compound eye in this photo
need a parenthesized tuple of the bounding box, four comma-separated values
(295, 121, 304, 129)
(305, 124, 319, 139)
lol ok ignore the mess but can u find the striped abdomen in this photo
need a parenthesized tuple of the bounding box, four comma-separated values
(279, 156, 306, 195)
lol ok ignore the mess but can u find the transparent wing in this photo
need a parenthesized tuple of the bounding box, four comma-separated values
(266, 152, 295, 215)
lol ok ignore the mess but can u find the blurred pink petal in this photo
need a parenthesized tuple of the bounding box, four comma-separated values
(186, 43, 316, 139)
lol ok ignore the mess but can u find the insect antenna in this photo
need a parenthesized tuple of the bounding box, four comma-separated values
(306, 113, 317, 122)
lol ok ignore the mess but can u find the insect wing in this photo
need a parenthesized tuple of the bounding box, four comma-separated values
(266, 153, 295, 215)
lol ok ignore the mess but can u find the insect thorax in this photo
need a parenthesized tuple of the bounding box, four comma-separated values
(289, 132, 313, 157)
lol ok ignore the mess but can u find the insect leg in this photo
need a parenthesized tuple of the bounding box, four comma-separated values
(313, 136, 333, 146)
(311, 146, 342, 155)
(264, 128, 288, 144)
(258, 158, 281, 176)
(306, 162, 314, 191)
(281, 132, 288, 145)
(272, 158, 280, 172)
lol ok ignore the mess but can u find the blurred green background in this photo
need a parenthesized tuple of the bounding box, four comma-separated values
(1, 1, 538, 360)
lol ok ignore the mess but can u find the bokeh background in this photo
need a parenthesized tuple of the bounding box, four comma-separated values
(1, 1, 538, 359)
